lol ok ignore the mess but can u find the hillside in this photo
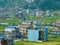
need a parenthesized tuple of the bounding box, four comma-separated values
(0, 0, 60, 10)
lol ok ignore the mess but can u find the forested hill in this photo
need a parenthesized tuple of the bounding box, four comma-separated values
(0, 0, 60, 10)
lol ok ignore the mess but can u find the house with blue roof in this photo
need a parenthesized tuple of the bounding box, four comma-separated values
(5, 26, 17, 32)
(5, 26, 21, 39)
(0, 35, 5, 39)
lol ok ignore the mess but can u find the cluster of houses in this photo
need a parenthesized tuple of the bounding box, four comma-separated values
(0, 7, 60, 45)
(16, 9, 54, 18)
(0, 19, 60, 45)
(0, 35, 13, 45)
(45, 19, 60, 37)
(51, 29, 60, 36)
(0, 26, 17, 45)
(0, 7, 54, 20)
(18, 19, 48, 42)
(0, 8, 13, 20)
(50, 20, 60, 36)
(0, 19, 48, 45)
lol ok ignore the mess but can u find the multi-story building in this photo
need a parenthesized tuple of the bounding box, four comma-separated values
(51, 30, 60, 36)
(18, 20, 33, 38)
(28, 27, 48, 42)
(18, 20, 41, 38)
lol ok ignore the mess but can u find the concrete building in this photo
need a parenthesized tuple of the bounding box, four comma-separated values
(18, 20, 42, 39)
(36, 10, 44, 18)
(0, 34, 13, 45)
(51, 30, 60, 36)
(18, 20, 32, 38)
(45, 10, 54, 17)
(5, 26, 21, 39)
(28, 27, 48, 42)
(0, 35, 6, 45)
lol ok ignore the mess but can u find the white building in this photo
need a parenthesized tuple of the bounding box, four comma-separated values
(26, 0, 34, 3)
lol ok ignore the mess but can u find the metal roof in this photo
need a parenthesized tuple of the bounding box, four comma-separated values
(6, 26, 17, 28)
(0, 35, 5, 39)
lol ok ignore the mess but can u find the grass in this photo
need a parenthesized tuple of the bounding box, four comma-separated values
(14, 41, 60, 45)
(26, 16, 60, 24)
(0, 25, 6, 31)
(0, 16, 59, 25)
(0, 18, 20, 25)
(14, 35, 60, 45)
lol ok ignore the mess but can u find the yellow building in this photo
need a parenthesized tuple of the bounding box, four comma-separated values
(18, 20, 33, 38)
(18, 20, 41, 38)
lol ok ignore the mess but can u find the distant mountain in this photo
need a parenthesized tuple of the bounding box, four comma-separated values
(0, 0, 60, 10)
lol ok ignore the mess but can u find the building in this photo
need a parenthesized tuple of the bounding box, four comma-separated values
(5, 26, 21, 39)
(4, 15, 11, 19)
(36, 10, 44, 18)
(56, 20, 60, 27)
(18, 20, 32, 38)
(0, 35, 6, 45)
(33, 20, 42, 29)
(28, 30, 39, 42)
(5, 26, 17, 32)
(51, 30, 60, 36)
(56, 20, 60, 25)
(0, 35, 13, 45)
(27, 27, 48, 42)
(18, 20, 42, 38)
(4, 32, 14, 45)
(14, 8, 24, 18)
(0, 14, 5, 20)
(18, 19, 48, 41)
(45, 10, 54, 17)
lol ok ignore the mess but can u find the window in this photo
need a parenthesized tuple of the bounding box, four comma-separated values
(26, 27, 31, 29)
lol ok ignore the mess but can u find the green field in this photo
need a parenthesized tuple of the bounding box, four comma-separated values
(14, 35, 60, 45)
(26, 16, 60, 24)
(0, 18, 20, 25)
(0, 16, 60, 25)
(14, 42, 60, 45)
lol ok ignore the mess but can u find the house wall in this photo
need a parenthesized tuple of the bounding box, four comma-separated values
(0, 39, 2, 45)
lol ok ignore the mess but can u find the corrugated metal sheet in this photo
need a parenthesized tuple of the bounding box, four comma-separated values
(28, 30, 39, 41)
(0, 35, 5, 39)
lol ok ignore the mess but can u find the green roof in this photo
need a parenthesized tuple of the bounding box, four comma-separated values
(25, 20, 32, 22)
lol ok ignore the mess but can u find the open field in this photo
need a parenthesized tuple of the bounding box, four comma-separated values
(0, 18, 20, 25)
(26, 16, 60, 24)
(14, 35, 60, 45)
(14, 41, 60, 45)
(14, 42, 60, 45)
(0, 16, 60, 25)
